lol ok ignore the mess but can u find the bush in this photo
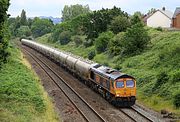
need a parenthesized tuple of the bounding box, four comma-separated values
(88, 50, 96, 60)
(108, 16, 130, 34)
(59, 31, 72, 45)
(71, 35, 83, 46)
(169, 70, 180, 83)
(114, 62, 122, 71)
(95, 31, 114, 53)
(155, 27, 163, 31)
(108, 32, 125, 55)
(153, 71, 169, 90)
(173, 92, 180, 108)
(122, 22, 150, 55)
(83, 39, 93, 47)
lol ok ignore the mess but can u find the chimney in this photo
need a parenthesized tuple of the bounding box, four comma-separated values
(162, 7, 165, 11)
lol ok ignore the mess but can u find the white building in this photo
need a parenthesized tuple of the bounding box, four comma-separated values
(146, 8, 173, 28)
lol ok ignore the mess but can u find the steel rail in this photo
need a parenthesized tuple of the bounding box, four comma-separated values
(23, 47, 106, 122)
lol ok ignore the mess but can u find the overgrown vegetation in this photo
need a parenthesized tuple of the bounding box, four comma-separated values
(0, 0, 10, 68)
(0, 40, 58, 121)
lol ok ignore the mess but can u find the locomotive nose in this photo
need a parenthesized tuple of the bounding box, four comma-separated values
(115, 88, 135, 97)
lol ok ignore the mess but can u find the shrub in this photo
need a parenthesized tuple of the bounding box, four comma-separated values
(169, 70, 180, 83)
(153, 71, 169, 90)
(114, 63, 122, 71)
(95, 31, 114, 53)
(72, 35, 83, 46)
(122, 22, 150, 55)
(103, 62, 109, 66)
(59, 31, 72, 45)
(173, 92, 180, 108)
(108, 32, 125, 55)
(108, 16, 130, 34)
(83, 39, 93, 47)
(156, 27, 163, 31)
(88, 50, 96, 60)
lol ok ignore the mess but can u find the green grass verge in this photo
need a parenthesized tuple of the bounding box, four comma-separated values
(36, 30, 180, 116)
(0, 39, 59, 122)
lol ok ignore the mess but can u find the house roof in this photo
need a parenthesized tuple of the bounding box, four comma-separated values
(173, 7, 180, 18)
(145, 9, 173, 20)
(159, 9, 173, 19)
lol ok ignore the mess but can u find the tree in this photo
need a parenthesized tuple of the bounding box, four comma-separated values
(51, 21, 71, 42)
(17, 26, 31, 37)
(133, 11, 144, 18)
(62, 4, 90, 21)
(27, 18, 33, 27)
(0, 0, 10, 68)
(147, 8, 156, 15)
(122, 22, 150, 55)
(108, 16, 130, 34)
(130, 14, 143, 25)
(31, 18, 53, 37)
(95, 31, 114, 53)
(20, 9, 27, 26)
(84, 6, 129, 40)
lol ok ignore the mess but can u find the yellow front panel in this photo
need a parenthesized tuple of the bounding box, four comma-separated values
(115, 78, 136, 97)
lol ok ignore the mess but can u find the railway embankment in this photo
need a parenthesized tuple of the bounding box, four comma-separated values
(0, 39, 59, 122)
(36, 29, 180, 118)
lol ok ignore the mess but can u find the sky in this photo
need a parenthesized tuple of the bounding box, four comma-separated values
(8, 0, 180, 18)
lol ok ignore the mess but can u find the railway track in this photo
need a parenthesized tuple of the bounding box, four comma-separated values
(120, 107, 153, 122)
(23, 47, 106, 122)
(22, 44, 167, 122)
(119, 105, 164, 122)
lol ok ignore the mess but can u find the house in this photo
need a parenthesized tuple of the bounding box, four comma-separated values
(146, 7, 173, 28)
(172, 7, 180, 28)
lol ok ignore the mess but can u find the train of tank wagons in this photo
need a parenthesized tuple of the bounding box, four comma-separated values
(21, 39, 136, 106)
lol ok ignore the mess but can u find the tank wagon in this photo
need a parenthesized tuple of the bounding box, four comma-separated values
(22, 39, 136, 106)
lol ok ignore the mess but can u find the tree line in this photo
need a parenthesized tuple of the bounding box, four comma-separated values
(49, 5, 150, 59)
(8, 4, 150, 59)
(8, 9, 54, 39)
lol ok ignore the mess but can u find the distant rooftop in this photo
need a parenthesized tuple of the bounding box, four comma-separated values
(158, 8, 173, 19)
(173, 7, 180, 18)
(144, 7, 173, 20)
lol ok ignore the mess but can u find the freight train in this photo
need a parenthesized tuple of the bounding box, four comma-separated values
(21, 39, 136, 106)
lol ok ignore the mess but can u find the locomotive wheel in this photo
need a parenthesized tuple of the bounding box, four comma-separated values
(105, 92, 111, 101)
(102, 91, 105, 98)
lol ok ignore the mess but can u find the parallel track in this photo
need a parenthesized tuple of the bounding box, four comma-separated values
(23, 47, 106, 122)
(120, 107, 154, 122)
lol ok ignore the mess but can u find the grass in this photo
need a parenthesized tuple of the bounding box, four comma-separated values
(36, 30, 180, 117)
(0, 39, 59, 122)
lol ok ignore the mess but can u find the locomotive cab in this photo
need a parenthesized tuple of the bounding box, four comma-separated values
(114, 77, 136, 106)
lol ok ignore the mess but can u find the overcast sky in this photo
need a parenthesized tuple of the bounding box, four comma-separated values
(8, 0, 180, 17)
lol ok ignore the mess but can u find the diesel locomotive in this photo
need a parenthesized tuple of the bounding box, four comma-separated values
(21, 39, 136, 106)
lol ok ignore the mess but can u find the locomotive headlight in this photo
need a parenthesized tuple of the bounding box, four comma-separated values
(116, 94, 120, 97)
